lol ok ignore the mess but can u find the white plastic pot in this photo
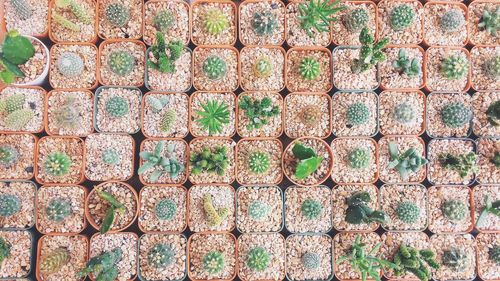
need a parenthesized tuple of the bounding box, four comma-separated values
(13, 35, 50, 87)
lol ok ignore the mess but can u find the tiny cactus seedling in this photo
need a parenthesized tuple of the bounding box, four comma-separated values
(478, 6, 500, 38)
(489, 245, 500, 266)
(253, 56, 273, 78)
(387, 142, 428, 181)
(346, 102, 369, 126)
(238, 96, 280, 131)
(302, 252, 321, 270)
(390, 4, 415, 31)
(3, 94, 25, 113)
(301, 198, 323, 220)
(53, 97, 80, 130)
(52, 12, 81, 31)
(0, 194, 21, 217)
(203, 8, 229, 35)
(440, 9, 465, 33)
(79, 247, 122, 281)
(203, 251, 225, 274)
(0, 237, 11, 265)
(10, 0, 33, 20)
(391, 245, 440, 281)
(147, 95, 170, 113)
(153, 9, 174, 33)
(203, 193, 228, 227)
(347, 147, 370, 169)
(440, 102, 472, 128)
(343, 8, 369, 33)
(442, 200, 468, 222)
(0, 145, 19, 167)
(351, 27, 390, 74)
(251, 11, 278, 36)
(155, 198, 177, 221)
(105, 96, 129, 118)
(396, 201, 420, 224)
(102, 149, 120, 165)
(345, 191, 387, 225)
(40, 247, 70, 273)
(138, 141, 185, 181)
(299, 105, 322, 126)
(202, 56, 227, 80)
(248, 151, 270, 174)
(160, 109, 177, 133)
(107, 51, 135, 77)
(105, 3, 130, 27)
(442, 248, 468, 271)
(57, 52, 84, 78)
(484, 55, 500, 80)
(393, 102, 416, 124)
(393, 49, 420, 77)
(147, 243, 175, 268)
(44, 152, 72, 176)
(486, 100, 500, 126)
(246, 247, 270, 272)
(440, 55, 469, 80)
(4, 109, 35, 130)
(45, 198, 72, 222)
(299, 57, 320, 81)
(438, 152, 477, 179)
(247, 200, 270, 221)
(190, 146, 229, 176)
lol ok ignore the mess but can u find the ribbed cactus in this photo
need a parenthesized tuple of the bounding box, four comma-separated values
(54, 97, 80, 129)
(484, 55, 500, 79)
(102, 148, 120, 165)
(45, 198, 72, 222)
(202, 56, 227, 80)
(489, 245, 500, 266)
(253, 57, 273, 78)
(247, 151, 270, 174)
(393, 102, 416, 124)
(105, 96, 129, 118)
(52, 12, 81, 31)
(390, 4, 415, 31)
(57, 52, 84, 78)
(203, 193, 228, 227)
(10, 0, 33, 20)
(147, 243, 175, 268)
(40, 247, 70, 273)
(343, 8, 369, 33)
(246, 247, 270, 272)
(0, 237, 11, 265)
(105, 3, 130, 27)
(348, 147, 370, 169)
(203, 8, 229, 35)
(153, 9, 174, 32)
(3, 94, 25, 113)
(0, 194, 21, 217)
(0, 145, 19, 167)
(396, 201, 420, 223)
(247, 200, 270, 221)
(299, 57, 320, 80)
(440, 55, 469, 80)
(442, 200, 467, 222)
(301, 199, 322, 220)
(440, 9, 464, 33)
(107, 51, 135, 76)
(44, 152, 72, 176)
(347, 102, 369, 125)
(4, 109, 35, 130)
(155, 198, 177, 221)
(302, 252, 320, 270)
(443, 248, 468, 271)
(440, 102, 471, 128)
(299, 105, 322, 126)
(160, 109, 176, 133)
(251, 11, 277, 36)
(55, 0, 91, 24)
(203, 251, 225, 274)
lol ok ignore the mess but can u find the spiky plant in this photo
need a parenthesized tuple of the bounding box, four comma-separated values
(391, 245, 440, 281)
(203, 8, 229, 35)
(105, 96, 129, 118)
(390, 4, 415, 31)
(253, 56, 273, 78)
(343, 7, 369, 33)
(203, 193, 228, 227)
(148, 32, 184, 74)
(247, 151, 270, 174)
(0, 237, 11, 266)
(0, 194, 21, 217)
(107, 51, 135, 76)
(441, 102, 472, 128)
(160, 109, 176, 133)
(297, 0, 345, 37)
(153, 9, 174, 32)
(105, 3, 130, 27)
(4, 109, 35, 130)
(55, 0, 91, 24)
(45, 198, 72, 222)
(0, 145, 19, 168)
(102, 149, 120, 165)
(440, 55, 469, 80)
(302, 252, 321, 269)
(247, 200, 270, 221)
(440, 9, 464, 33)
(155, 198, 177, 221)
(203, 251, 225, 274)
(486, 100, 500, 126)
(393, 102, 416, 124)
(299, 105, 322, 126)
(347, 102, 370, 126)
(442, 200, 468, 222)
(238, 96, 280, 131)
(299, 57, 320, 80)
(251, 11, 278, 36)
(10, 0, 33, 20)
(56, 52, 84, 78)
(393, 49, 420, 77)
(52, 12, 80, 31)
(246, 247, 270, 272)
(79, 247, 122, 281)
(53, 96, 80, 130)
(202, 56, 227, 80)
(44, 152, 72, 176)
(484, 55, 500, 79)
(347, 147, 370, 169)
(195, 99, 230, 135)
(147, 243, 175, 268)
(351, 27, 389, 74)
(40, 247, 70, 273)
(138, 141, 185, 182)
(387, 142, 428, 181)
(478, 6, 500, 38)
(442, 248, 468, 271)
(396, 201, 420, 224)
(301, 198, 323, 220)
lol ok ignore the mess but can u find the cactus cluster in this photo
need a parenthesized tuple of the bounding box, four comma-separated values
(153, 9, 174, 32)
(438, 152, 477, 179)
(202, 56, 227, 80)
(247, 200, 270, 221)
(203, 193, 228, 227)
(10, 0, 33, 20)
(52, 12, 81, 31)
(0, 194, 21, 217)
(442, 200, 467, 222)
(45, 198, 72, 222)
(2, 94, 24, 113)
(302, 252, 321, 270)
(393, 102, 416, 124)
(478, 6, 500, 38)
(351, 27, 389, 74)
(393, 49, 420, 77)
(0, 237, 11, 266)
(484, 55, 500, 80)
(44, 152, 72, 176)
(348, 147, 370, 169)
(251, 11, 278, 36)
(203, 251, 225, 274)
(148, 33, 184, 74)
(345, 191, 387, 225)
(442, 248, 468, 271)
(440, 9, 465, 33)
(147, 243, 175, 268)
(299, 105, 322, 126)
(57, 52, 84, 78)
(107, 51, 135, 77)
(40, 247, 70, 273)
(53, 96, 80, 130)
(346, 102, 369, 126)
(440, 102, 472, 128)
(301, 198, 323, 220)
(203, 8, 229, 35)
(387, 142, 428, 181)
(253, 56, 273, 78)
(0, 145, 19, 168)
(390, 4, 415, 31)
(297, 0, 346, 37)
(190, 146, 229, 176)
(0, 94, 35, 131)
(489, 245, 500, 266)
(105, 3, 130, 27)
(440, 55, 469, 80)
(248, 151, 270, 174)
(155, 198, 177, 221)
(55, 0, 91, 25)
(246, 247, 270, 272)
(343, 8, 369, 33)
(102, 148, 120, 165)
(299, 57, 320, 81)
(79, 247, 122, 281)
(238, 96, 280, 131)
(138, 141, 185, 181)
(396, 201, 420, 224)
(391, 245, 440, 281)
(160, 109, 177, 133)
(105, 96, 129, 118)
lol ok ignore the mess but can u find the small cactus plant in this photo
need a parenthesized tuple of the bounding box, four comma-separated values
(486, 100, 500, 126)
(105, 96, 129, 118)
(489, 245, 500, 266)
(44, 152, 72, 176)
(396, 201, 420, 224)
(56, 52, 84, 78)
(345, 191, 387, 225)
(238, 96, 280, 131)
(346, 102, 369, 126)
(251, 11, 278, 36)
(160, 109, 177, 133)
(10, 0, 33, 20)
(246, 247, 270, 272)
(440, 55, 469, 80)
(484, 55, 500, 79)
(301, 198, 323, 220)
(440, 9, 464, 33)
(478, 6, 500, 38)
(190, 146, 229, 176)
(202, 56, 227, 80)
(102, 149, 120, 165)
(348, 147, 370, 169)
(2, 94, 24, 113)
(247, 200, 270, 221)
(45, 198, 72, 222)
(203, 8, 229, 35)
(40, 247, 70, 273)
(203, 251, 225, 274)
(153, 9, 174, 33)
(299, 57, 320, 81)
(389, 4, 415, 31)
(0, 145, 19, 167)
(155, 198, 177, 221)
(440, 102, 472, 128)
(393, 49, 420, 77)
(0, 194, 21, 217)
(52, 12, 80, 31)
(247, 151, 270, 174)
(203, 194, 228, 227)
(53, 97, 80, 130)
(391, 245, 440, 281)
(107, 51, 135, 76)
(442, 200, 467, 222)
(299, 105, 322, 126)
(253, 56, 273, 78)
(343, 8, 369, 33)
(79, 247, 122, 280)
(147, 243, 175, 268)
(55, 0, 91, 24)
(442, 248, 468, 271)
(393, 102, 416, 124)
(0, 237, 11, 265)
(302, 252, 321, 270)
(148, 33, 184, 74)
(105, 3, 130, 27)
(138, 141, 185, 181)
(4, 109, 35, 130)
(351, 27, 390, 74)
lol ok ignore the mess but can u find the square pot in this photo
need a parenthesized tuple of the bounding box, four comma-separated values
(141, 92, 190, 138)
(191, 0, 237, 46)
(423, 2, 468, 46)
(145, 46, 193, 92)
(143, 0, 190, 46)
(379, 45, 425, 90)
(285, 1, 331, 47)
(379, 184, 428, 231)
(331, 1, 378, 46)
(334, 232, 381, 281)
(378, 136, 427, 183)
(238, 233, 285, 281)
(377, 0, 424, 45)
(471, 91, 500, 137)
(286, 234, 333, 281)
(3, 0, 48, 37)
(332, 91, 379, 137)
(471, 46, 500, 91)
(48, 0, 98, 43)
(0, 86, 46, 134)
(189, 91, 236, 138)
(476, 137, 500, 184)
(45, 90, 94, 137)
(240, 46, 286, 92)
(192, 46, 239, 92)
(97, 0, 143, 39)
(428, 185, 473, 234)
(286, 47, 333, 92)
(0, 180, 36, 230)
(468, 0, 500, 46)
(49, 43, 98, 89)
(284, 92, 332, 139)
(472, 185, 500, 233)
(0, 230, 33, 278)
(429, 234, 476, 281)
(331, 137, 379, 184)
(236, 138, 283, 185)
(476, 233, 500, 281)
(239, 0, 286, 46)
(236, 91, 283, 138)
(0, 133, 36, 180)
(379, 90, 425, 136)
(333, 46, 380, 91)
(424, 46, 471, 92)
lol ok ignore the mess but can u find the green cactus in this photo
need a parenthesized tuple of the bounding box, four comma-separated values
(440, 55, 469, 80)
(253, 56, 273, 78)
(478, 6, 500, 38)
(251, 11, 277, 36)
(3, 94, 25, 113)
(0, 194, 21, 217)
(44, 152, 72, 176)
(105, 96, 129, 118)
(387, 142, 428, 181)
(203, 194, 228, 227)
(486, 100, 500, 126)
(393, 49, 420, 77)
(190, 146, 230, 176)
(10, 0, 32, 20)
(302, 252, 320, 270)
(202, 56, 227, 80)
(56, 52, 84, 78)
(248, 151, 270, 174)
(299, 105, 322, 126)
(0, 145, 19, 167)
(442, 248, 468, 271)
(160, 109, 176, 133)
(40, 247, 70, 273)
(107, 51, 135, 76)
(351, 27, 390, 74)
(390, 4, 415, 31)
(301, 199, 322, 220)
(4, 109, 35, 130)
(440, 102, 471, 128)
(299, 57, 320, 81)
(396, 201, 420, 223)
(147, 95, 170, 113)
(438, 152, 478, 179)
(52, 12, 81, 32)
(393, 102, 416, 124)
(484, 55, 500, 79)
(345, 191, 387, 225)
(343, 8, 369, 33)
(440, 9, 464, 33)
(147, 243, 175, 268)
(247, 200, 270, 221)
(79, 247, 122, 281)
(153, 9, 174, 33)
(238, 96, 280, 131)
(55, 0, 91, 24)
(246, 247, 270, 272)
(298, 0, 346, 37)
(45, 198, 72, 222)
(391, 245, 440, 281)
(105, 3, 130, 27)
(147, 33, 184, 74)
(155, 198, 177, 221)
(203, 251, 225, 274)
(0, 237, 11, 265)
(489, 245, 500, 266)
(203, 8, 229, 35)
(348, 147, 370, 169)
(442, 200, 467, 222)
(138, 141, 185, 181)
(346, 102, 369, 126)
(102, 149, 120, 165)
(53, 97, 80, 130)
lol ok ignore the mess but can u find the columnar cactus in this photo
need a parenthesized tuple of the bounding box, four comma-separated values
(299, 57, 320, 80)
(442, 248, 468, 271)
(107, 51, 135, 76)
(52, 12, 81, 31)
(348, 147, 370, 169)
(440, 55, 469, 80)
(489, 245, 500, 266)
(393, 102, 416, 124)
(102, 149, 120, 165)
(10, 0, 32, 20)
(247, 200, 270, 221)
(442, 200, 467, 222)
(440, 9, 465, 33)
(203, 8, 229, 35)
(484, 55, 500, 79)
(299, 105, 322, 126)
(0, 194, 21, 217)
(40, 247, 70, 273)
(0, 145, 19, 167)
(203, 251, 225, 274)
(153, 9, 174, 32)
(346, 102, 370, 125)
(396, 201, 420, 223)
(44, 152, 72, 176)
(147, 243, 175, 268)
(105, 96, 129, 118)
(45, 198, 72, 222)
(343, 8, 369, 33)
(202, 56, 227, 80)
(155, 198, 177, 221)
(4, 94, 24, 113)
(253, 57, 273, 78)
(203, 194, 228, 227)
(57, 52, 84, 78)
(248, 151, 270, 174)
(105, 3, 130, 27)
(160, 109, 177, 133)
(302, 252, 321, 270)
(301, 199, 322, 220)
(389, 4, 415, 31)
(440, 102, 471, 128)
(246, 247, 270, 272)
(4, 109, 35, 130)
(55, 0, 91, 24)
(251, 11, 278, 36)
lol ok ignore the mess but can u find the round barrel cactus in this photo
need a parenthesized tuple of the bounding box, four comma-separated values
(153, 9, 174, 32)
(107, 51, 135, 76)
(155, 198, 177, 221)
(247, 200, 270, 221)
(202, 56, 227, 80)
(347, 102, 370, 125)
(343, 8, 369, 33)
(253, 57, 273, 78)
(203, 8, 229, 35)
(102, 149, 120, 165)
(251, 11, 277, 36)
(301, 199, 322, 220)
(440, 55, 469, 80)
(0, 145, 19, 168)
(484, 55, 500, 79)
(105, 3, 130, 27)
(302, 252, 321, 270)
(442, 200, 467, 222)
(105, 96, 129, 118)
(147, 243, 175, 268)
(44, 152, 72, 176)
(0, 194, 21, 217)
(57, 52, 84, 78)
(203, 251, 225, 274)
(393, 102, 416, 124)
(45, 198, 72, 222)
(396, 201, 420, 223)
(440, 9, 464, 33)
(389, 4, 415, 31)
(347, 147, 370, 169)
(246, 247, 270, 272)
(299, 57, 320, 80)
(440, 102, 471, 128)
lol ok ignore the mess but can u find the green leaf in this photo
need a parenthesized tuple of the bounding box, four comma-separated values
(96, 190, 124, 212)
(291, 142, 317, 160)
(2, 30, 35, 65)
(295, 156, 323, 180)
(138, 161, 155, 175)
(0, 71, 14, 84)
(345, 205, 367, 224)
(0, 56, 25, 77)
(100, 206, 115, 234)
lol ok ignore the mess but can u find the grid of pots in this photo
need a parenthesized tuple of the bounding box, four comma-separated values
(0, 0, 499, 281)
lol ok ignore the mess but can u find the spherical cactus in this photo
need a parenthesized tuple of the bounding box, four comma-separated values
(302, 252, 321, 270)
(396, 201, 420, 223)
(153, 9, 174, 33)
(248, 151, 270, 174)
(343, 8, 369, 33)
(488, 245, 500, 266)
(45, 198, 72, 222)
(253, 57, 273, 78)
(393, 102, 416, 124)
(347, 147, 370, 169)
(347, 102, 370, 126)
(56, 52, 84, 78)
(247, 200, 270, 221)
(155, 198, 177, 221)
(202, 56, 227, 80)
(203, 8, 229, 35)
(10, 0, 33, 20)
(301, 199, 322, 220)
(203, 251, 225, 274)
(105, 3, 130, 27)
(4, 109, 35, 130)
(299, 57, 320, 81)
(0, 145, 19, 167)
(105, 96, 129, 118)
(102, 148, 120, 165)
(5, 94, 25, 113)
(0, 194, 21, 217)
(389, 4, 415, 31)
(147, 243, 175, 268)
(443, 248, 468, 271)
(44, 152, 72, 176)
(246, 247, 270, 272)
(299, 105, 322, 126)
(442, 200, 467, 222)
(440, 9, 465, 33)
(160, 109, 177, 133)
(440, 55, 469, 80)
(107, 51, 135, 76)
(484, 55, 500, 79)
(251, 11, 278, 36)
(440, 102, 472, 128)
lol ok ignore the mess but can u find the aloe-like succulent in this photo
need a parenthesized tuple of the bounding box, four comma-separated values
(291, 142, 324, 180)
(96, 189, 125, 234)
(387, 142, 428, 181)
(393, 49, 420, 77)
(478, 6, 499, 38)
(138, 141, 185, 182)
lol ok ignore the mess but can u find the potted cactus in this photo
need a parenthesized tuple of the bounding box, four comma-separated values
(285, 47, 333, 92)
(429, 234, 477, 281)
(475, 138, 500, 184)
(472, 185, 500, 232)
(284, 92, 332, 139)
(192, 46, 239, 92)
(379, 45, 425, 90)
(0, 230, 33, 278)
(237, 92, 283, 138)
(331, 137, 378, 184)
(191, 0, 237, 45)
(472, 91, 500, 137)
(331, 0, 378, 46)
(471, 46, 499, 91)
(48, 43, 98, 89)
(423, 2, 468, 46)
(425, 47, 471, 92)
(379, 184, 428, 231)
(0, 181, 36, 230)
(240, 46, 286, 92)
(138, 139, 188, 185)
(236, 138, 283, 185)
(377, 0, 424, 45)
(0, 86, 45, 133)
(48, 0, 97, 43)
(3, 0, 49, 37)
(97, 0, 143, 39)
(378, 136, 427, 183)
(428, 186, 473, 234)
(426, 92, 472, 138)
(45, 90, 94, 136)
(378, 90, 426, 136)
(143, 0, 190, 46)
(239, 0, 286, 46)
(476, 233, 500, 280)
(468, 1, 500, 46)
(141, 92, 190, 138)
(332, 91, 379, 137)
(238, 233, 285, 281)
(190, 91, 236, 137)
(0, 133, 36, 180)
(285, 234, 332, 281)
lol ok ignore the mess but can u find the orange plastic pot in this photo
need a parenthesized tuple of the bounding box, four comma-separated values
(143, 0, 191, 46)
(0, 3, 48, 39)
(284, 1, 332, 48)
(189, 91, 237, 138)
(96, 0, 144, 40)
(285, 47, 333, 93)
(192, 45, 240, 92)
(423, 46, 472, 93)
(331, 1, 379, 46)
(191, 0, 238, 46)
(422, 1, 469, 47)
(238, 0, 286, 46)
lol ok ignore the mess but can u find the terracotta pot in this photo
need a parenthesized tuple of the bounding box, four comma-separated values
(377, 0, 424, 45)
(189, 91, 237, 138)
(0, 85, 47, 134)
(422, 1, 469, 47)
(235, 91, 284, 138)
(238, 0, 286, 46)
(144, 46, 193, 92)
(142, 0, 191, 46)
(192, 45, 241, 92)
(285, 47, 333, 93)
(475, 233, 499, 281)
(0, 3, 48, 39)
(471, 184, 499, 234)
(331, 0, 379, 46)
(48, 0, 98, 43)
(96, 0, 144, 40)
(239, 45, 287, 92)
(379, 45, 426, 91)
(423, 46, 472, 93)
(191, 0, 238, 46)
(378, 90, 426, 136)
(0, 133, 38, 181)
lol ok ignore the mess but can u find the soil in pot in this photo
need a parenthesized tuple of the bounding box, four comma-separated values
(49, 0, 97, 42)
(0, 230, 32, 278)
(429, 234, 476, 281)
(237, 92, 283, 138)
(476, 138, 500, 184)
(472, 91, 500, 137)
(428, 185, 473, 233)
(236, 185, 283, 233)
(139, 139, 187, 185)
(97, 0, 143, 39)
(425, 47, 470, 92)
(188, 184, 235, 232)
(284, 93, 331, 139)
(193, 47, 239, 91)
(473, 185, 500, 232)
(36, 137, 84, 184)
(94, 87, 141, 134)
(189, 138, 236, 185)
(142, 93, 189, 138)
(468, 1, 500, 46)
(10, 36, 48, 85)
(236, 138, 282, 185)
(333, 48, 379, 90)
(3, 0, 48, 36)
(191, 0, 237, 45)
(286, 48, 332, 92)
(332, 184, 379, 232)
(0, 181, 35, 229)
(423, 2, 467, 46)
(139, 234, 187, 281)
(238, 233, 285, 281)
(331, 1, 377, 46)
(379, 184, 428, 231)
(0, 134, 36, 180)
(476, 233, 500, 280)
(378, 0, 424, 45)
(471, 46, 500, 91)
(427, 92, 472, 138)
(334, 232, 381, 281)
(378, 136, 427, 183)
(286, 234, 332, 281)
(240, 46, 285, 91)
(99, 40, 145, 86)
(331, 137, 378, 183)
(46, 90, 94, 136)
(143, 0, 190, 46)
(49, 44, 97, 89)
(379, 90, 425, 136)
(0, 86, 45, 133)
(190, 92, 236, 137)
(285, 1, 331, 47)
(379, 46, 424, 90)
(332, 92, 378, 137)
(239, 0, 285, 46)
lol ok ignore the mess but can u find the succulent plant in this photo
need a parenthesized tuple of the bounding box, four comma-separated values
(147, 95, 170, 113)
(442, 248, 468, 271)
(387, 142, 428, 181)
(147, 32, 184, 74)
(475, 195, 500, 227)
(102, 149, 120, 165)
(45, 198, 72, 222)
(393, 102, 416, 124)
(346, 102, 370, 126)
(0, 145, 19, 167)
(0, 30, 35, 84)
(396, 201, 420, 224)
(486, 100, 500, 126)
(203, 56, 227, 80)
(40, 247, 70, 273)
(301, 198, 322, 220)
(139, 141, 185, 182)
(489, 245, 500, 266)
(484, 55, 500, 79)
(440, 102, 471, 128)
(343, 8, 369, 33)
(299, 57, 320, 80)
(53, 96, 80, 130)
(393, 49, 420, 77)
(0, 237, 11, 266)
(478, 6, 500, 38)
(190, 145, 230, 176)
(195, 99, 230, 135)
(79, 247, 122, 281)
(248, 151, 270, 174)
(440, 55, 469, 80)
(44, 152, 72, 176)
(203, 251, 225, 274)
(105, 96, 129, 118)
(351, 27, 390, 74)
(203, 193, 228, 227)
(493, 151, 500, 168)
(391, 245, 440, 281)
(251, 11, 278, 36)
(147, 243, 175, 268)
(440, 9, 465, 33)
(246, 247, 270, 272)
(302, 252, 321, 270)
(1, 94, 24, 113)
(160, 109, 176, 133)
(0, 194, 21, 217)
(253, 56, 273, 78)
(10, 0, 33, 20)
(105, 3, 130, 27)
(203, 8, 229, 35)
(390, 4, 415, 31)
(298, 0, 345, 37)
(438, 152, 477, 179)
(442, 200, 467, 222)
(155, 198, 177, 221)
(348, 147, 370, 170)
(55, 0, 91, 24)
(238, 96, 280, 131)
(345, 191, 387, 225)
(96, 189, 125, 234)
(52, 12, 80, 31)
(4, 109, 35, 130)
(299, 105, 322, 126)
(107, 51, 135, 76)
(57, 52, 84, 78)
(247, 200, 270, 221)
(291, 142, 324, 180)
(153, 9, 174, 32)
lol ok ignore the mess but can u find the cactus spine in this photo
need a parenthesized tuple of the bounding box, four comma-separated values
(57, 52, 84, 78)
(40, 247, 70, 273)
(10, 0, 32, 20)
(203, 193, 228, 227)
